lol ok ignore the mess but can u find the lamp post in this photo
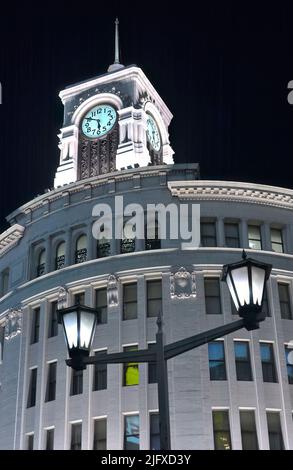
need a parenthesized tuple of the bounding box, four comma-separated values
(58, 251, 272, 450)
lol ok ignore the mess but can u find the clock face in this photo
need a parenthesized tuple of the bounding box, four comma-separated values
(81, 104, 117, 139)
(146, 114, 161, 152)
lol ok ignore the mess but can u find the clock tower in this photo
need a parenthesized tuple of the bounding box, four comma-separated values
(54, 19, 174, 188)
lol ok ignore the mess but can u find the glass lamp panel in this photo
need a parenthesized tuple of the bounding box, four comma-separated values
(79, 311, 96, 349)
(63, 312, 78, 349)
(231, 266, 249, 306)
(226, 274, 240, 310)
(251, 266, 265, 305)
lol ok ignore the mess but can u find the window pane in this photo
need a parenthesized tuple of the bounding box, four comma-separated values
(71, 423, 82, 450)
(240, 410, 258, 450)
(150, 413, 160, 450)
(48, 301, 58, 338)
(147, 280, 162, 318)
(45, 429, 54, 450)
(208, 342, 226, 380)
(234, 342, 252, 381)
(27, 368, 37, 408)
(212, 410, 232, 450)
(267, 412, 284, 450)
(278, 284, 292, 320)
(123, 346, 139, 386)
(225, 223, 240, 248)
(271, 229, 284, 253)
(31, 308, 40, 344)
(262, 287, 270, 317)
(248, 225, 262, 250)
(74, 292, 85, 305)
(201, 222, 217, 247)
(45, 362, 57, 402)
(70, 369, 83, 395)
(93, 419, 107, 450)
(27, 434, 34, 450)
(123, 284, 137, 320)
(124, 415, 139, 450)
(260, 343, 277, 383)
(205, 279, 221, 314)
(93, 351, 107, 391)
(96, 288, 107, 324)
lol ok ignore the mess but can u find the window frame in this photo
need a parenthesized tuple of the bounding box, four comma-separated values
(208, 340, 227, 381)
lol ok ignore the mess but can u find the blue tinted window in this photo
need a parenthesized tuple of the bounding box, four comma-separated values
(208, 342, 226, 380)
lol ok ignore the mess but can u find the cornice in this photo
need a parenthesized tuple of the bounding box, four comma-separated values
(168, 180, 293, 210)
(0, 224, 25, 258)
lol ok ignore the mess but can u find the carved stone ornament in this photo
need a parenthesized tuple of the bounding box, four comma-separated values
(107, 274, 119, 307)
(57, 286, 68, 310)
(170, 267, 196, 299)
(2, 308, 22, 341)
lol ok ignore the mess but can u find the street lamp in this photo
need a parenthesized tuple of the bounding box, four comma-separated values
(58, 252, 272, 450)
(222, 250, 272, 330)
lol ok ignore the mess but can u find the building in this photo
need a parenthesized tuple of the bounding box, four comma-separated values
(0, 24, 293, 451)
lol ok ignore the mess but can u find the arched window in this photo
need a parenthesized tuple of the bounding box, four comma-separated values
(97, 237, 111, 258)
(75, 235, 87, 264)
(37, 249, 46, 277)
(145, 219, 161, 250)
(55, 241, 66, 270)
(121, 220, 135, 254)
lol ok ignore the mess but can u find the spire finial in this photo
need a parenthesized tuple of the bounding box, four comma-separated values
(108, 18, 125, 73)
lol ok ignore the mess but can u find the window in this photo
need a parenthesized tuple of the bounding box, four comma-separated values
(123, 283, 137, 320)
(1, 269, 9, 296)
(70, 369, 83, 396)
(201, 221, 217, 247)
(278, 283, 292, 320)
(212, 410, 232, 450)
(124, 415, 140, 450)
(150, 413, 160, 450)
(55, 241, 65, 270)
(27, 368, 37, 408)
(285, 346, 293, 384)
(234, 341, 253, 381)
(48, 301, 58, 338)
(208, 341, 227, 380)
(30, 307, 40, 344)
(248, 225, 262, 250)
(45, 362, 57, 402)
(37, 249, 46, 277)
(26, 433, 34, 450)
(224, 222, 240, 248)
(239, 410, 258, 450)
(93, 351, 107, 391)
(204, 278, 222, 315)
(93, 418, 107, 450)
(123, 346, 139, 386)
(262, 287, 270, 317)
(97, 238, 111, 258)
(70, 423, 82, 450)
(148, 344, 157, 384)
(75, 234, 87, 264)
(271, 228, 284, 253)
(95, 288, 107, 324)
(74, 292, 85, 305)
(147, 280, 162, 318)
(145, 219, 161, 250)
(0, 325, 4, 363)
(260, 343, 278, 383)
(121, 219, 135, 253)
(266, 412, 284, 450)
(45, 429, 54, 450)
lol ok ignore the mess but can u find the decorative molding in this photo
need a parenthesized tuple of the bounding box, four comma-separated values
(0, 224, 25, 258)
(168, 180, 293, 210)
(170, 267, 196, 299)
(57, 286, 68, 310)
(1, 308, 22, 340)
(107, 274, 119, 307)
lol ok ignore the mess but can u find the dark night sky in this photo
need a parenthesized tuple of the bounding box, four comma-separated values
(1, 2, 293, 231)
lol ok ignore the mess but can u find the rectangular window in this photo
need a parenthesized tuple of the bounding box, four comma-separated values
(48, 301, 58, 338)
(260, 343, 278, 383)
(150, 413, 160, 450)
(147, 280, 162, 318)
(70, 423, 82, 450)
(239, 410, 258, 450)
(208, 341, 227, 380)
(45, 362, 57, 402)
(70, 369, 83, 396)
(285, 346, 293, 384)
(248, 225, 262, 250)
(123, 345, 139, 386)
(224, 222, 240, 248)
(278, 283, 292, 320)
(271, 228, 284, 253)
(93, 418, 107, 450)
(212, 410, 232, 450)
(93, 351, 107, 391)
(201, 221, 217, 247)
(27, 368, 37, 408)
(262, 287, 270, 317)
(205, 278, 222, 315)
(266, 412, 284, 450)
(74, 292, 85, 305)
(31, 307, 40, 344)
(123, 283, 137, 320)
(45, 429, 54, 450)
(26, 433, 34, 450)
(0, 325, 4, 363)
(95, 288, 107, 324)
(148, 344, 157, 384)
(124, 415, 140, 450)
(234, 341, 253, 381)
